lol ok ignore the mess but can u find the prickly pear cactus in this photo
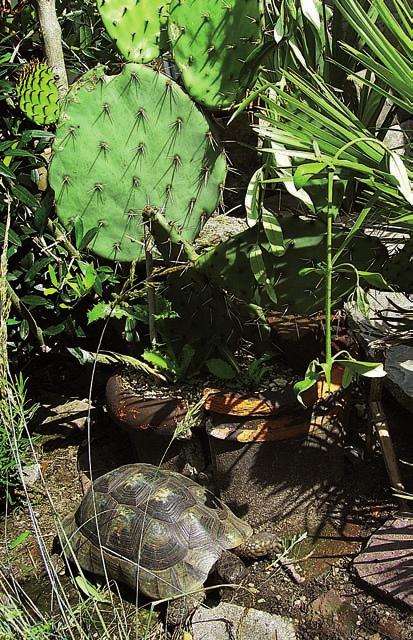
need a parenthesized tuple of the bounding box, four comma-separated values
(16, 62, 59, 125)
(196, 216, 388, 315)
(49, 64, 227, 262)
(97, 0, 170, 63)
(168, 0, 265, 109)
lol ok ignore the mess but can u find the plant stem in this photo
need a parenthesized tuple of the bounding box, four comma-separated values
(142, 208, 200, 263)
(325, 169, 334, 386)
(144, 224, 157, 346)
(47, 219, 80, 259)
(0, 202, 11, 400)
(7, 283, 46, 351)
(34, 0, 68, 97)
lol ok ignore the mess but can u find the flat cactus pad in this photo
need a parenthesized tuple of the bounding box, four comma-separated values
(49, 64, 227, 262)
(168, 0, 264, 109)
(97, 0, 170, 63)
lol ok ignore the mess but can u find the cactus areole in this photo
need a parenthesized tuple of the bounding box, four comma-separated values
(49, 64, 227, 262)
(168, 0, 264, 109)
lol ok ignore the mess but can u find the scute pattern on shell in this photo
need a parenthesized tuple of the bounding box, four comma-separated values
(63, 463, 252, 599)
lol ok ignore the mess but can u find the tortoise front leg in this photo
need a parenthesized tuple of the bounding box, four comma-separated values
(215, 550, 247, 583)
(166, 590, 206, 627)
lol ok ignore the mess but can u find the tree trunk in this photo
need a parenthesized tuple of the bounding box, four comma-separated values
(34, 0, 68, 96)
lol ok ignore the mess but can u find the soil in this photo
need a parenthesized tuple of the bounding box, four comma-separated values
(1, 359, 412, 640)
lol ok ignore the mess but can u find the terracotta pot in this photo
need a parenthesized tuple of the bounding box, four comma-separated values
(206, 368, 349, 535)
(105, 372, 189, 468)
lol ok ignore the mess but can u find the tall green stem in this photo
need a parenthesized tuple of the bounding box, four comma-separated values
(325, 169, 334, 387)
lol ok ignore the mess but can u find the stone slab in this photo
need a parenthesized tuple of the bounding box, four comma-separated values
(191, 602, 297, 640)
(353, 514, 413, 609)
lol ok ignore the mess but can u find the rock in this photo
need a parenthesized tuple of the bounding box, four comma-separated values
(346, 290, 413, 413)
(384, 124, 405, 152)
(191, 602, 297, 640)
(310, 589, 359, 638)
(21, 463, 41, 486)
(310, 589, 346, 619)
(377, 616, 410, 640)
(310, 589, 358, 637)
(353, 514, 413, 609)
(35, 397, 94, 433)
(273, 377, 288, 388)
(385, 345, 413, 412)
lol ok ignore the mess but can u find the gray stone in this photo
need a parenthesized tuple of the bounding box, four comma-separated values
(383, 124, 405, 152)
(346, 290, 413, 412)
(21, 463, 41, 486)
(353, 514, 413, 609)
(191, 602, 297, 640)
(386, 345, 413, 411)
(36, 397, 94, 432)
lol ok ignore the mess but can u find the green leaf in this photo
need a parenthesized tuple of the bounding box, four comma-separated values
(79, 227, 99, 251)
(34, 189, 54, 231)
(294, 359, 321, 405)
(74, 218, 84, 249)
(0, 161, 15, 179)
(19, 319, 29, 341)
(8, 530, 30, 550)
(294, 162, 327, 190)
(43, 324, 66, 336)
(293, 376, 318, 406)
(249, 245, 267, 284)
(178, 344, 196, 376)
(341, 366, 354, 389)
(357, 271, 388, 288)
(388, 151, 413, 206)
(75, 576, 109, 603)
(68, 348, 168, 381)
(20, 295, 51, 308)
(48, 264, 59, 288)
(143, 350, 174, 372)
(264, 280, 278, 304)
(87, 302, 130, 324)
(0, 223, 21, 246)
(206, 358, 237, 380)
(80, 263, 97, 290)
(262, 208, 285, 256)
(11, 184, 38, 209)
(334, 359, 386, 378)
(300, 0, 321, 30)
(24, 257, 53, 283)
(245, 168, 263, 226)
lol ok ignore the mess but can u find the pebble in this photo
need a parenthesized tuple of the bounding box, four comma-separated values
(273, 377, 288, 388)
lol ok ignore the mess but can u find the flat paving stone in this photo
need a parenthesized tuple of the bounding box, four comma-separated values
(353, 514, 413, 609)
(191, 602, 297, 640)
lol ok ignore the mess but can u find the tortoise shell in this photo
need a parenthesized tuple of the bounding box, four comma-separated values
(63, 463, 252, 599)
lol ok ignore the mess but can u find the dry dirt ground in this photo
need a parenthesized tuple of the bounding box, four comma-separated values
(0, 362, 412, 640)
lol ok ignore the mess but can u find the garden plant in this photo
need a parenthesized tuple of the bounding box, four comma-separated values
(0, 0, 412, 636)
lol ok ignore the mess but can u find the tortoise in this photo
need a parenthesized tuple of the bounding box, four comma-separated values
(62, 464, 297, 621)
